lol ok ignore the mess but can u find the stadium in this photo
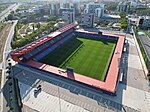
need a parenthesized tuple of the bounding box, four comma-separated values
(11, 23, 125, 94)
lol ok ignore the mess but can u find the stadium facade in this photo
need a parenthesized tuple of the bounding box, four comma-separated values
(11, 23, 125, 94)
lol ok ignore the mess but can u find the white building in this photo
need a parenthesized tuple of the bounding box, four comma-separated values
(95, 7, 104, 18)
(138, 16, 150, 29)
(71, 3, 80, 15)
(118, 1, 147, 13)
(59, 8, 74, 16)
(130, 1, 147, 9)
(48, 3, 60, 16)
(81, 13, 95, 27)
(62, 11, 75, 24)
(84, 2, 105, 18)
(54, 21, 67, 28)
(118, 1, 130, 13)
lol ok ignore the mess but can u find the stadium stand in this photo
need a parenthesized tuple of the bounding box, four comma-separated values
(34, 33, 76, 61)
(75, 31, 118, 41)
(11, 23, 119, 63)
(18, 28, 120, 62)
(11, 23, 77, 62)
(11, 23, 125, 94)
(19, 28, 75, 61)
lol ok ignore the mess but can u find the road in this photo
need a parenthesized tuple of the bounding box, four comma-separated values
(0, 20, 18, 112)
(0, 23, 13, 62)
(138, 33, 150, 62)
(0, 3, 20, 22)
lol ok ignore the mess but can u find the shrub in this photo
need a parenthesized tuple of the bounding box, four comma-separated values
(9, 106, 14, 110)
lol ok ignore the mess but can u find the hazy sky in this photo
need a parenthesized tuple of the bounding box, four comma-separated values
(0, 0, 119, 2)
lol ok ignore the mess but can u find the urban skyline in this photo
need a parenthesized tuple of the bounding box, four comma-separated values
(0, 0, 150, 112)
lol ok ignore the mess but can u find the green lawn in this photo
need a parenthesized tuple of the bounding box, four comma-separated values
(0, 23, 5, 32)
(40, 37, 116, 81)
(0, 4, 9, 12)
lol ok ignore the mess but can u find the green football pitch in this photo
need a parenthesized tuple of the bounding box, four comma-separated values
(40, 37, 116, 81)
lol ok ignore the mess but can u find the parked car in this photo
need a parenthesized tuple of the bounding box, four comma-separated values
(6, 75, 12, 79)
(34, 85, 42, 93)
(6, 70, 11, 74)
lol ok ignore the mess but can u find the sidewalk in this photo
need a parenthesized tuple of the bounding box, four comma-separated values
(0, 63, 2, 70)
(0, 20, 18, 112)
(132, 27, 149, 76)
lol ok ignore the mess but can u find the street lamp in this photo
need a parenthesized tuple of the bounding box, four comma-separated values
(58, 86, 61, 112)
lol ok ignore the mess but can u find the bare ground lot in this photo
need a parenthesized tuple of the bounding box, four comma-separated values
(0, 23, 13, 63)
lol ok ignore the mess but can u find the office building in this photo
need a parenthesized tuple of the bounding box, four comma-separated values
(84, 2, 105, 18)
(62, 11, 75, 24)
(81, 13, 94, 27)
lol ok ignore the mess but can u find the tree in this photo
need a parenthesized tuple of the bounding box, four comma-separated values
(32, 24, 35, 30)
(11, 21, 57, 49)
(105, 3, 118, 11)
(37, 22, 41, 29)
(129, 8, 150, 16)
(47, 16, 57, 21)
(11, 11, 15, 14)
(119, 12, 126, 18)
(119, 12, 128, 30)
(7, 14, 14, 20)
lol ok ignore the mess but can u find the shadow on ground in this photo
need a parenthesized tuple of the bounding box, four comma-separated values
(39, 38, 83, 67)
